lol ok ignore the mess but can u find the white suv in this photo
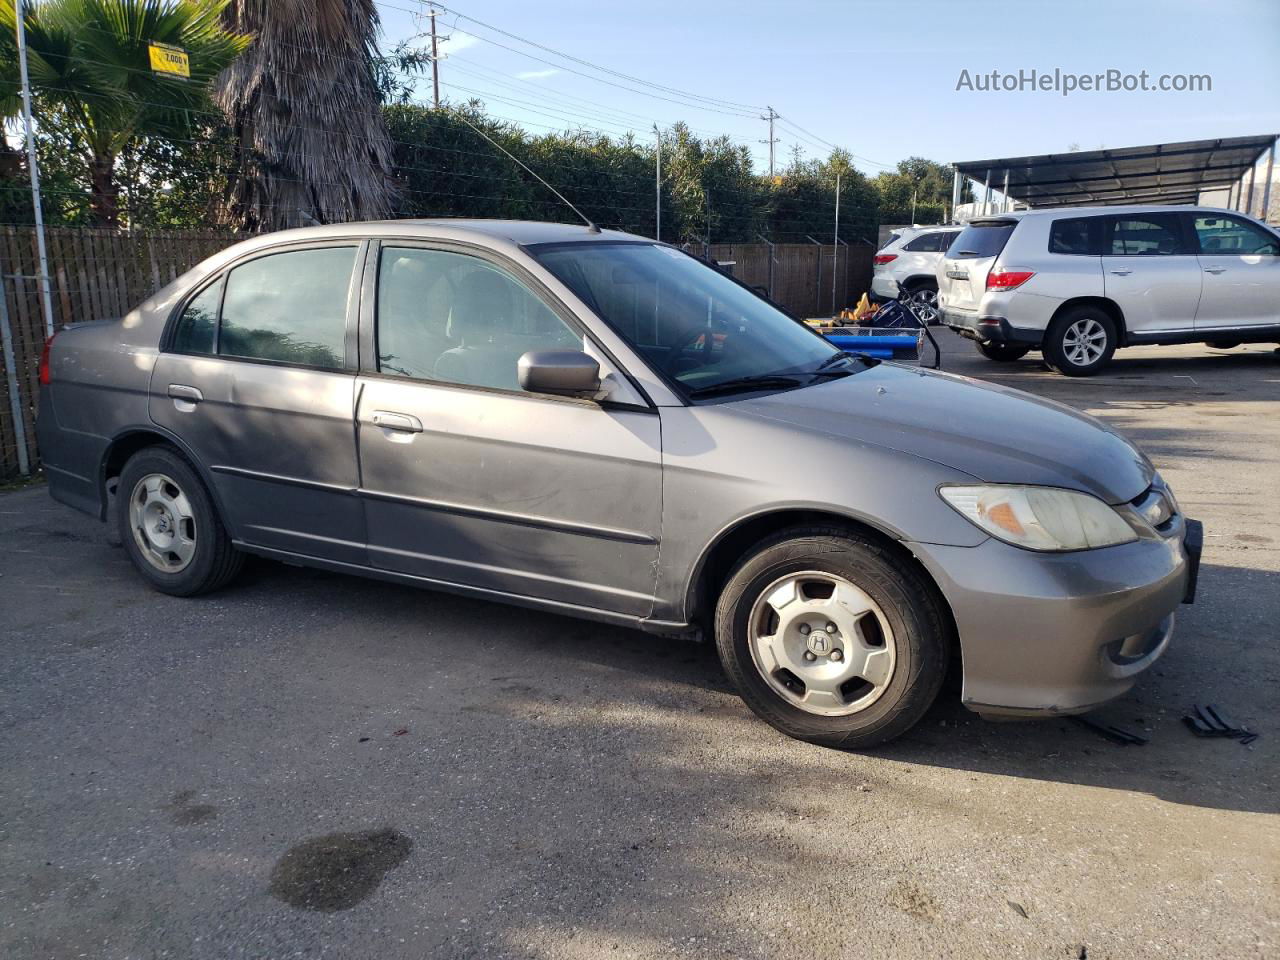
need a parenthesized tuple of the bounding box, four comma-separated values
(871, 226, 962, 323)
(937, 205, 1280, 375)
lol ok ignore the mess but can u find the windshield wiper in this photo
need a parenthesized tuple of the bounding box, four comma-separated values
(808, 350, 876, 378)
(687, 374, 804, 398)
(812, 350, 863, 373)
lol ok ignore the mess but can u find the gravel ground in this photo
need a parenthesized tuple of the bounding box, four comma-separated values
(2, 332, 1277, 960)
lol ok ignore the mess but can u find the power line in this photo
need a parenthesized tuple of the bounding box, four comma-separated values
(394, 1, 766, 112)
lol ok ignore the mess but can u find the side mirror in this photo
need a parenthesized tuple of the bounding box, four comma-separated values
(517, 350, 602, 398)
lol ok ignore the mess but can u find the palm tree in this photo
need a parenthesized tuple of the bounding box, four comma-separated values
(0, 0, 250, 226)
(215, 0, 397, 231)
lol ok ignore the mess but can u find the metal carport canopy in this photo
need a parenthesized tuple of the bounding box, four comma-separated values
(952, 134, 1278, 208)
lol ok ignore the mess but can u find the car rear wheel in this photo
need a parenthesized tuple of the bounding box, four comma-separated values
(117, 446, 243, 596)
(714, 527, 949, 748)
(904, 283, 940, 324)
(1043, 307, 1117, 376)
(976, 341, 1031, 362)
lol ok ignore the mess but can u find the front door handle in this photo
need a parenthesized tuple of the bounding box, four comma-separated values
(1109, 269, 1133, 276)
(168, 384, 203, 403)
(1204, 266, 1227, 275)
(371, 410, 424, 433)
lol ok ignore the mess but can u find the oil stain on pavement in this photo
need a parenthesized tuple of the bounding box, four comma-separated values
(268, 829, 414, 912)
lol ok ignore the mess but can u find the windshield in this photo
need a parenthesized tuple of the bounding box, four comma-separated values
(531, 242, 853, 396)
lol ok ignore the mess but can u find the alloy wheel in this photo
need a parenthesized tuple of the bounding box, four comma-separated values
(907, 288, 939, 324)
(747, 571, 897, 716)
(128, 473, 197, 572)
(1062, 317, 1108, 366)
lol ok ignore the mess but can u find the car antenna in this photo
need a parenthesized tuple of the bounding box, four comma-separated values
(449, 107, 601, 234)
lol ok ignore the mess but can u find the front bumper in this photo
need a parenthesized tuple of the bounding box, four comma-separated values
(908, 515, 1198, 717)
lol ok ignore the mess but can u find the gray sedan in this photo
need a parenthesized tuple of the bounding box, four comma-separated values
(35, 220, 1201, 747)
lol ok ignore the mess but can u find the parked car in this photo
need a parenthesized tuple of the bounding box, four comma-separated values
(36, 220, 1200, 748)
(937, 205, 1280, 375)
(870, 226, 962, 323)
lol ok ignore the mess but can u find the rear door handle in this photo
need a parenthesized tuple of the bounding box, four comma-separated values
(1109, 269, 1133, 276)
(371, 410, 423, 433)
(167, 384, 203, 403)
(1204, 266, 1227, 275)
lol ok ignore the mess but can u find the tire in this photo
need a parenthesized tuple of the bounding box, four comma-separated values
(116, 445, 243, 596)
(1043, 306, 1117, 376)
(1207, 340, 1240, 350)
(903, 283, 940, 325)
(976, 341, 1031, 362)
(714, 526, 949, 749)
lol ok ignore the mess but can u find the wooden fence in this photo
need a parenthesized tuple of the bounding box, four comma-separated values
(0, 227, 875, 479)
(0, 226, 235, 479)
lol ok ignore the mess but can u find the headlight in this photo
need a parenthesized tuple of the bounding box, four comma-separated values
(938, 484, 1138, 552)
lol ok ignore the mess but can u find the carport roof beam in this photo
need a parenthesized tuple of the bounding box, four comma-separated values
(952, 134, 1279, 209)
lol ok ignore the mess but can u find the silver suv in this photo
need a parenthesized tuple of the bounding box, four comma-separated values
(937, 205, 1280, 375)
(36, 220, 1200, 748)
(871, 226, 962, 322)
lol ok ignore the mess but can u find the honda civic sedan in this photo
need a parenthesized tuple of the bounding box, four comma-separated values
(36, 220, 1202, 747)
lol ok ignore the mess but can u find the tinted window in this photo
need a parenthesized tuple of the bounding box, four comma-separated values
(1049, 217, 1097, 255)
(948, 221, 1017, 259)
(376, 247, 581, 391)
(903, 232, 954, 252)
(1106, 215, 1185, 256)
(1193, 215, 1279, 255)
(218, 247, 356, 369)
(172, 280, 220, 354)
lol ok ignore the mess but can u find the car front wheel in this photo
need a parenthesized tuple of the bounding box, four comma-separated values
(714, 527, 949, 748)
(1043, 307, 1117, 376)
(117, 445, 243, 596)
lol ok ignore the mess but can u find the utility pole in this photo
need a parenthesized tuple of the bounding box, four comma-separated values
(654, 125, 661, 241)
(13, 4, 54, 338)
(760, 106, 779, 178)
(426, 3, 441, 108)
(831, 172, 841, 313)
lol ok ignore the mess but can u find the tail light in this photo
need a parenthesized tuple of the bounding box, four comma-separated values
(986, 268, 1035, 291)
(873, 254, 898, 266)
(38, 332, 57, 385)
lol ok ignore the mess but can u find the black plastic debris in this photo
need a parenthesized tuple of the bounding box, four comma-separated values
(1182, 704, 1258, 745)
(1070, 716, 1149, 746)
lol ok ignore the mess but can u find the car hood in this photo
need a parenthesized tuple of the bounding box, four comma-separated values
(733, 363, 1154, 504)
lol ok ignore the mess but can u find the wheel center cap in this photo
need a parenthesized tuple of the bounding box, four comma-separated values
(806, 632, 832, 656)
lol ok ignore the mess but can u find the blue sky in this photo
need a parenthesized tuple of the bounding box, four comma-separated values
(375, 0, 1280, 178)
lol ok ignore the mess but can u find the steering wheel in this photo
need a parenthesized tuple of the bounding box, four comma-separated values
(663, 326, 713, 373)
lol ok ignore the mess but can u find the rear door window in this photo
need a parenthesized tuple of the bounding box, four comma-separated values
(903, 232, 942, 252)
(218, 247, 357, 369)
(947, 221, 1017, 259)
(172, 280, 221, 355)
(1104, 215, 1186, 256)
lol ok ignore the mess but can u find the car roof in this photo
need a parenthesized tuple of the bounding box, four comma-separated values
(968, 204, 1257, 222)
(237, 218, 644, 247)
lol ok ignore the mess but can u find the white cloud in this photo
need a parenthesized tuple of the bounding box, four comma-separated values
(515, 68, 560, 81)
(442, 29, 479, 53)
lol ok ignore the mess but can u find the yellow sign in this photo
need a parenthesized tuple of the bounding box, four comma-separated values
(148, 43, 190, 78)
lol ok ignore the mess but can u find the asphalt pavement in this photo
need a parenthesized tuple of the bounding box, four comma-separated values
(2, 331, 1277, 959)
